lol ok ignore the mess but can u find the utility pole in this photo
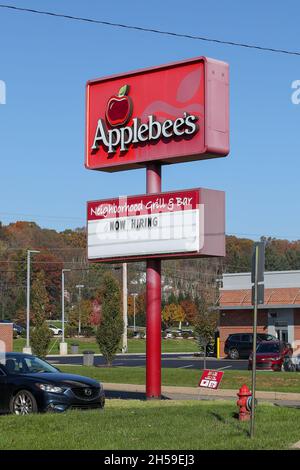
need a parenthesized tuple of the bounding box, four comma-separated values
(250, 241, 265, 438)
(60, 269, 71, 355)
(122, 263, 128, 353)
(76, 284, 84, 336)
(131, 293, 138, 333)
(23, 249, 40, 354)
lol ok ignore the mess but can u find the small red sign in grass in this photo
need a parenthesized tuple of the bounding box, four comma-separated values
(198, 369, 224, 390)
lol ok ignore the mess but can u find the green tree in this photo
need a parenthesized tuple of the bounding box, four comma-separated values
(96, 273, 123, 366)
(30, 271, 52, 357)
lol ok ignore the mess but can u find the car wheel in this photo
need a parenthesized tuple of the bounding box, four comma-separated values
(10, 390, 38, 415)
(229, 348, 239, 360)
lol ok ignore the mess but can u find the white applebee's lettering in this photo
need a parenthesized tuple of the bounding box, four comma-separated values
(91, 112, 198, 155)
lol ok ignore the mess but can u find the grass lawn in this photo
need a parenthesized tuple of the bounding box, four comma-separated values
(58, 365, 300, 393)
(0, 400, 299, 450)
(13, 337, 198, 354)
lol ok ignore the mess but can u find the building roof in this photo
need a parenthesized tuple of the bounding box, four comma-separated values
(220, 287, 300, 310)
(222, 270, 300, 290)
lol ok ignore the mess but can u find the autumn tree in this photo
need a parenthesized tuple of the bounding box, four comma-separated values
(180, 299, 198, 325)
(30, 271, 52, 357)
(127, 292, 146, 327)
(96, 273, 123, 366)
(68, 299, 93, 331)
(89, 299, 101, 326)
(33, 252, 63, 318)
(194, 296, 217, 356)
(162, 303, 185, 328)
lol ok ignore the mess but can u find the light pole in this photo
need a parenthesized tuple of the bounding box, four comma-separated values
(23, 249, 40, 354)
(122, 263, 128, 353)
(76, 284, 84, 336)
(60, 269, 71, 355)
(131, 293, 138, 333)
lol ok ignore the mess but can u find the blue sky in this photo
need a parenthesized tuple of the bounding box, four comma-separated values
(0, 0, 300, 239)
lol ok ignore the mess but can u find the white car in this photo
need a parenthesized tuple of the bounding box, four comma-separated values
(290, 355, 300, 371)
(48, 325, 62, 335)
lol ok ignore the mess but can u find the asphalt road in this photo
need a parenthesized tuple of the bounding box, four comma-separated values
(47, 353, 249, 371)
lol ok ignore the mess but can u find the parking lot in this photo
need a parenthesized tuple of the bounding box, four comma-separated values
(48, 353, 249, 371)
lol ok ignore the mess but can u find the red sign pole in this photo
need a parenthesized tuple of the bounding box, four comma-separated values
(146, 163, 162, 399)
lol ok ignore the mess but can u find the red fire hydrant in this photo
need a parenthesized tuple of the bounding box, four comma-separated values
(237, 384, 252, 421)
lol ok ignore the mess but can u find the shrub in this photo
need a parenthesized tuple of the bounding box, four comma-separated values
(81, 326, 95, 337)
(96, 273, 123, 366)
(65, 325, 77, 338)
(20, 329, 26, 339)
(31, 324, 52, 358)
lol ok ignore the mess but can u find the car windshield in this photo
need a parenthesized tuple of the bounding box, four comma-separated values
(257, 342, 280, 353)
(3, 355, 58, 374)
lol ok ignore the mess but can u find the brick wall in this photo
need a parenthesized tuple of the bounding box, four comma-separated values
(0, 324, 13, 352)
(219, 309, 268, 357)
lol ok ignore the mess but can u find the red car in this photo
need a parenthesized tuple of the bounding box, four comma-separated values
(248, 340, 293, 371)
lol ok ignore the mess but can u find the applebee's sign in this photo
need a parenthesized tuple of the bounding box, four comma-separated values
(85, 57, 229, 172)
(92, 83, 198, 155)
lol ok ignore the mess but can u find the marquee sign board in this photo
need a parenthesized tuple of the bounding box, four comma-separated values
(87, 188, 225, 262)
(85, 57, 229, 172)
(198, 369, 224, 390)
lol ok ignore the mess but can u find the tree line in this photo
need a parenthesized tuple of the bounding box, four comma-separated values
(1, 221, 300, 339)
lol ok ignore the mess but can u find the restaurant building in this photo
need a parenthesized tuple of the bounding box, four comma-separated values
(219, 270, 300, 357)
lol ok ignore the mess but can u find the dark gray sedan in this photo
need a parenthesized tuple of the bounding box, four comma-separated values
(0, 353, 105, 414)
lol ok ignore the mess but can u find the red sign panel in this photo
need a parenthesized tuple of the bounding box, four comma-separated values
(88, 190, 199, 221)
(87, 187, 225, 263)
(198, 370, 224, 390)
(85, 57, 229, 172)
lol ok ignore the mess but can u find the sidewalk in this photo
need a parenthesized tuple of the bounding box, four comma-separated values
(103, 382, 300, 403)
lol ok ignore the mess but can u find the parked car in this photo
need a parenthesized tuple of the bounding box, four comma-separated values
(248, 340, 293, 371)
(164, 331, 173, 339)
(13, 324, 25, 336)
(0, 320, 25, 336)
(133, 331, 141, 339)
(181, 330, 194, 337)
(224, 333, 277, 359)
(0, 353, 105, 415)
(164, 329, 183, 338)
(48, 324, 62, 336)
(290, 354, 300, 371)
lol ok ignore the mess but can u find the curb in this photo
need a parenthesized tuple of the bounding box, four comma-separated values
(102, 382, 300, 402)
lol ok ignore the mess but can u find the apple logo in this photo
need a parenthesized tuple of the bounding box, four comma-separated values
(105, 84, 133, 127)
